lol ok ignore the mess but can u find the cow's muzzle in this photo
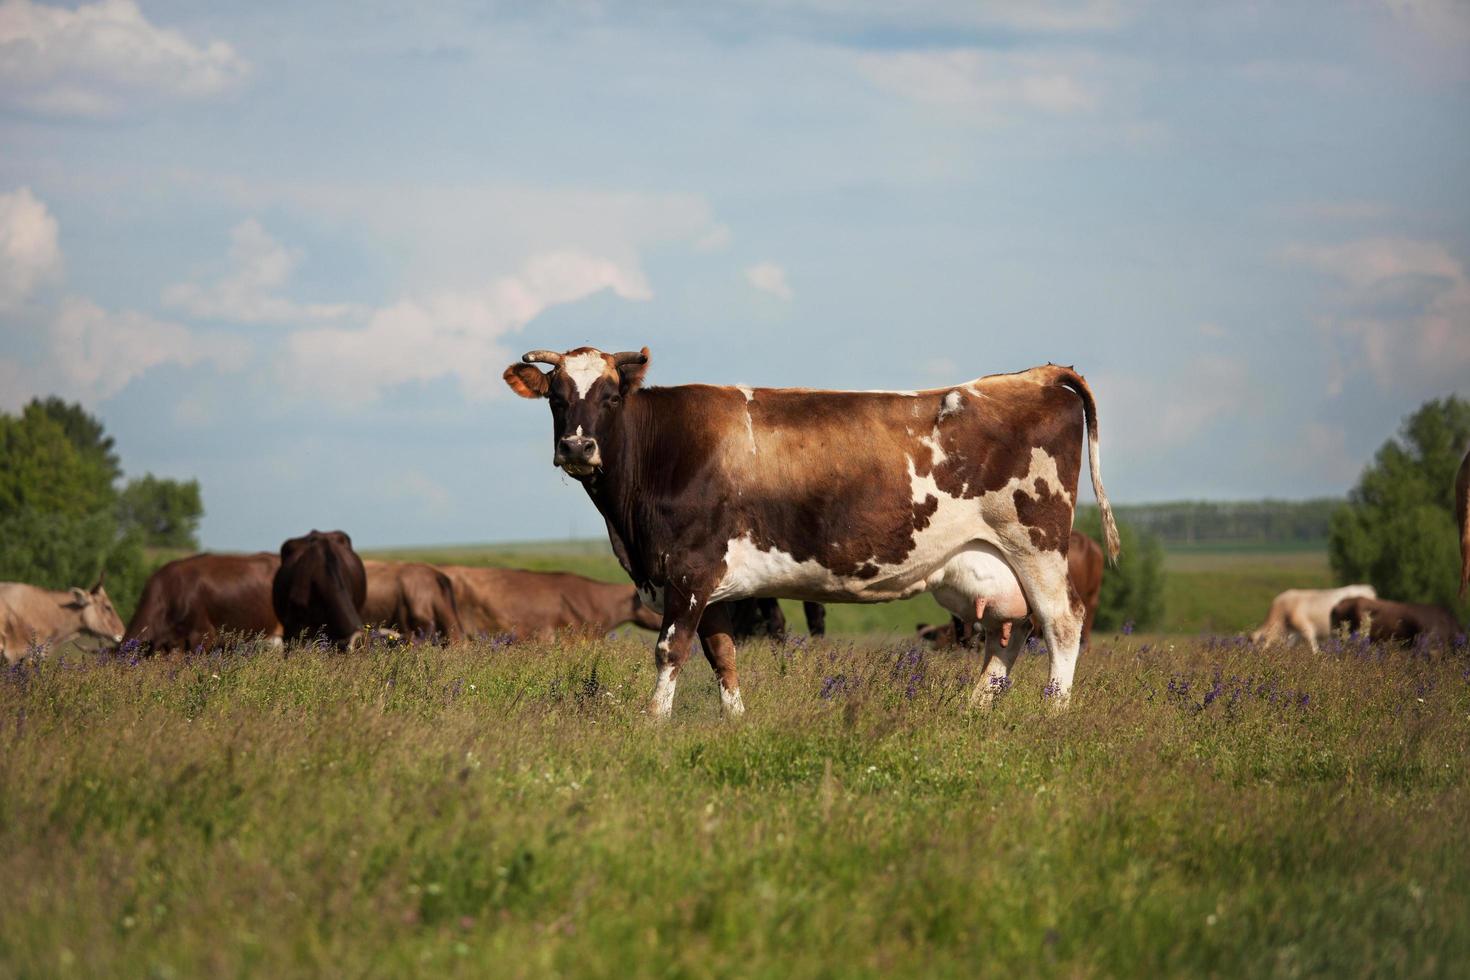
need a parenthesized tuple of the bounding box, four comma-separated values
(555, 435, 601, 476)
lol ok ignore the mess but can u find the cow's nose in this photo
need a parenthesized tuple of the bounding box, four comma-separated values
(557, 436, 598, 462)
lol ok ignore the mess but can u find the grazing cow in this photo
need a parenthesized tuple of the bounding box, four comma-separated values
(728, 598, 828, 640)
(1250, 585, 1377, 654)
(123, 552, 282, 654)
(442, 565, 662, 640)
(917, 529, 1106, 652)
(505, 346, 1118, 716)
(362, 560, 463, 643)
(1458, 447, 1469, 597)
(273, 530, 367, 648)
(1330, 596, 1462, 646)
(0, 576, 125, 664)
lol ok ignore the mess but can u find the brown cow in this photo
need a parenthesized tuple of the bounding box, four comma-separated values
(273, 530, 366, 648)
(0, 575, 125, 664)
(505, 346, 1118, 717)
(362, 560, 463, 643)
(1330, 596, 1462, 646)
(1457, 446, 1469, 597)
(123, 552, 282, 654)
(1252, 585, 1376, 654)
(442, 565, 661, 640)
(728, 598, 827, 640)
(918, 530, 1105, 652)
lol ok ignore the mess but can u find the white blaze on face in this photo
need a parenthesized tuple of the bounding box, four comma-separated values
(562, 351, 609, 399)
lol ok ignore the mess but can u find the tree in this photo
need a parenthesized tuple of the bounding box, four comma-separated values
(27, 396, 123, 487)
(118, 474, 204, 549)
(0, 401, 169, 621)
(1330, 396, 1470, 618)
(1074, 508, 1165, 631)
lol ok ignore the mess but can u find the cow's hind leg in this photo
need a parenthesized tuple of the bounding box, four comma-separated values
(969, 618, 1032, 707)
(697, 602, 745, 717)
(648, 589, 709, 721)
(1013, 551, 1085, 706)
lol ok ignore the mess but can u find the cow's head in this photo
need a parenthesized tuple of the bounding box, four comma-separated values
(503, 346, 650, 478)
(65, 572, 125, 643)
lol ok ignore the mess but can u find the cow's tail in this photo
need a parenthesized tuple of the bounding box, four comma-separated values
(1045, 365, 1120, 563)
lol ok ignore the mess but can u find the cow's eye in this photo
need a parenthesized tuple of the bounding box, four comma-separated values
(606, 393, 622, 408)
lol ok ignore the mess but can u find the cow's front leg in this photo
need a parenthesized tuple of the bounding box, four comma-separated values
(697, 602, 744, 718)
(648, 589, 709, 720)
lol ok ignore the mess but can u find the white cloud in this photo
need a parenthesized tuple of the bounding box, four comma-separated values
(0, 355, 30, 410)
(0, 186, 61, 309)
(857, 48, 1101, 118)
(1283, 237, 1470, 394)
(48, 296, 248, 400)
(0, 0, 249, 117)
(280, 250, 651, 403)
(162, 219, 363, 324)
(1096, 354, 1252, 457)
(745, 261, 792, 300)
(1382, 0, 1470, 47)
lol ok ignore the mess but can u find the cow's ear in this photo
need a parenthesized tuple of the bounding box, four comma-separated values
(67, 587, 91, 608)
(618, 347, 651, 393)
(504, 363, 550, 399)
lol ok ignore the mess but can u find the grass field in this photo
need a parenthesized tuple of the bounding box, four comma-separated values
(4, 630, 1468, 977)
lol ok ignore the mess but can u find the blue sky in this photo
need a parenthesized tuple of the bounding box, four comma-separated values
(1, 0, 1467, 549)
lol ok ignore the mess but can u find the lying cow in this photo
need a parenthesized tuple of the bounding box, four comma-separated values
(1330, 596, 1462, 646)
(0, 575, 125, 664)
(1458, 446, 1469, 597)
(728, 598, 828, 640)
(362, 560, 463, 643)
(273, 530, 367, 648)
(123, 552, 282, 654)
(1251, 584, 1377, 654)
(442, 565, 662, 640)
(505, 345, 1118, 716)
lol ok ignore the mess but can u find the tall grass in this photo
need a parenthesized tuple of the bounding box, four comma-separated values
(3, 630, 1467, 977)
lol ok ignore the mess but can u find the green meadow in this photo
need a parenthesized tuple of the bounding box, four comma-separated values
(3, 627, 1467, 977)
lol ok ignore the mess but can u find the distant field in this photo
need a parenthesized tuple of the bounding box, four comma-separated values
(366, 541, 1336, 640)
(4, 632, 1467, 976)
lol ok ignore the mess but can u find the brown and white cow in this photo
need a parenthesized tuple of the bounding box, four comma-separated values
(1457, 446, 1469, 598)
(1330, 596, 1462, 646)
(362, 560, 463, 643)
(0, 575, 125, 664)
(123, 552, 282, 654)
(505, 346, 1119, 717)
(1250, 585, 1376, 654)
(442, 565, 662, 640)
(273, 530, 367, 648)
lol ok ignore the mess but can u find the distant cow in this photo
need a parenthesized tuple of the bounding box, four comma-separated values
(442, 565, 662, 640)
(1251, 585, 1377, 653)
(362, 560, 463, 643)
(123, 552, 282, 654)
(1458, 447, 1469, 597)
(0, 575, 125, 664)
(919, 529, 1105, 651)
(506, 346, 1118, 717)
(728, 598, 828, 640)
(1330, 596, 1462, 646)
(273, 530, 367, 648)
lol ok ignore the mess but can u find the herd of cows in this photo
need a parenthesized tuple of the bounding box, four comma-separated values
(4, 346, 1470, 719)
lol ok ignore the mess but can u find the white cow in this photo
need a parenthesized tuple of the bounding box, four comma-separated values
(1250, 584, 1377, 653)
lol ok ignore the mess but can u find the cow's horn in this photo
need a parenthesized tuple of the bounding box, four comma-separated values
(612, 350, 648, 366)
(522, 350, 564, 366)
